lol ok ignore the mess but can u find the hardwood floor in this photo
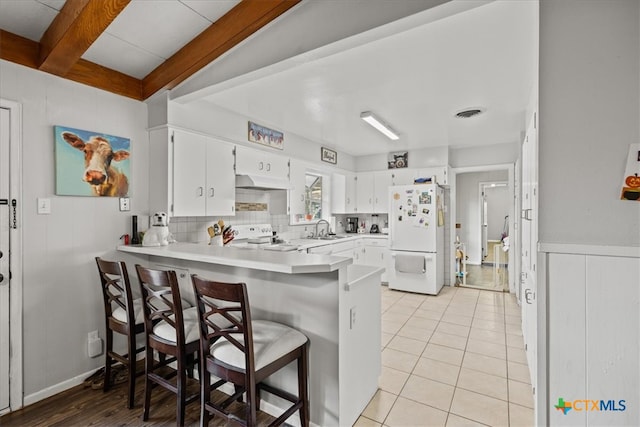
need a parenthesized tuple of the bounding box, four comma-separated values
(0, 365, 276, 426)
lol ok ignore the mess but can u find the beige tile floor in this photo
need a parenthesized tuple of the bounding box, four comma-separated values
(356, 285, 534, 427)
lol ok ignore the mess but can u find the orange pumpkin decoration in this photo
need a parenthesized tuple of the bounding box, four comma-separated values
(625, 174, 640, 188)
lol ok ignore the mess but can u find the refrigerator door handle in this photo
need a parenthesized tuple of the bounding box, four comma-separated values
(393, 253, 428, 274)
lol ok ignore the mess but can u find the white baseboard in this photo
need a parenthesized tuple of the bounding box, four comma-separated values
(23, 367, 98, 407)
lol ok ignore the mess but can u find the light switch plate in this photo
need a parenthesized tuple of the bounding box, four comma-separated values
(119, 197, 130, 211)
(37, 198, 51, 214)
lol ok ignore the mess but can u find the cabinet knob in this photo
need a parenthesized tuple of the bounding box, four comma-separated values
(197, 187, 203, 196)
(209, 188, 214, 197)
(266, 163, 271, 171)
(258, 161, 264, 170)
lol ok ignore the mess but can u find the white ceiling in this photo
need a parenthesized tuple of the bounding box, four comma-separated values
(195, 0, 538, 156)
(0, 0, 538, 157)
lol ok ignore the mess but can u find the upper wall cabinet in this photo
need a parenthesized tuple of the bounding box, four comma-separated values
(331, 172, 357, 214)
(235, 145, 289, 180)
(356, 171, 393, 214)
(149, 127, 235, 217)
(390, 166, 450, 186)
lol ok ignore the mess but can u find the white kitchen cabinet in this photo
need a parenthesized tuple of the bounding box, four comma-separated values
(356, 172, 375, 213)
(355, 171, 392, 214)
(334, 247, 356, 259)
(235, 144, 289, 180)
(390, 169, 419, 185)
(355, 238, 389, 282)
(418, 166, 450, 186)
(149, 127, 235, 217)
(307, 240, 356, 255)
(289, 158, 307, 223)
(331, 172, 357, 214)
(373, 171, 393, 213)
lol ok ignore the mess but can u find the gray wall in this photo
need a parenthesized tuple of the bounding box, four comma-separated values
(539, 0, 640, 247)
(0, 59, 149, 398)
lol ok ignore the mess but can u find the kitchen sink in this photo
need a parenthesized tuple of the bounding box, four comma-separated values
(305, 235, 347, 240)
(320, 235, 347, 240)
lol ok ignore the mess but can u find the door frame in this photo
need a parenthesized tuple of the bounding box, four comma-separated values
(0, 98, 23, 414)
(478, 181, 509, 265)
(449, 163, 517, 292)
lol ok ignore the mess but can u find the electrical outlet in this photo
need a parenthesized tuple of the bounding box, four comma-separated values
(119, 197, 130, 211)
(88, 330, 103, 358)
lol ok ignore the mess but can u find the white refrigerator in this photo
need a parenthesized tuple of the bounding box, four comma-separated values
(387, 184, 444, 295)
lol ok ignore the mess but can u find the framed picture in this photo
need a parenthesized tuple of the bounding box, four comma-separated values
(248, 121, 284, 150)
(388, 151, 408, 169)
(54, 125, 130, 197)
(321, 147, 337, 164)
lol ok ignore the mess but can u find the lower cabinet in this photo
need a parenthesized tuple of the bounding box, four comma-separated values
(355, 239, 389, 283)
(307, 238, 388, 283)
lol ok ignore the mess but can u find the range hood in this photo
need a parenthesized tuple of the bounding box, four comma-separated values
(235, 174, 291, 190)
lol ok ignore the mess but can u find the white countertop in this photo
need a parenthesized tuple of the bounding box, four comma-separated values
(117, 242, 353, 274)
(290, 233, 388, 250)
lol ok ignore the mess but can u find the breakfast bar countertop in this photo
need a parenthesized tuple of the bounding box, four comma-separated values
(117, 242, 352, 274)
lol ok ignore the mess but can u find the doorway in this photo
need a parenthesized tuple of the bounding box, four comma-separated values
(0, 99, 23, 415)
(453, 168, 514, 292)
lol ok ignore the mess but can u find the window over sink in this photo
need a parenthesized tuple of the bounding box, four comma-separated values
(305, 173, 323, 220)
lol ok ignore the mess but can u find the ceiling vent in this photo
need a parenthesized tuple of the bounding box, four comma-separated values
(454, 108, 484, 119)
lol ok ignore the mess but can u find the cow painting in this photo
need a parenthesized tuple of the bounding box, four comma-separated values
(55, 126, 130, 197)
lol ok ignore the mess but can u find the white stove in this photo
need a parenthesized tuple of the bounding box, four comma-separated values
(227, 224, 299, 252)
(228, 224, 274, 248)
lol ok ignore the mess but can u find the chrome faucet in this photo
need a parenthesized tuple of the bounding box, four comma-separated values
(315, 219, 331, 237)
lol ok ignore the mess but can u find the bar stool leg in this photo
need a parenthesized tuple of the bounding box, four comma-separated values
(299, 343, 310, 427)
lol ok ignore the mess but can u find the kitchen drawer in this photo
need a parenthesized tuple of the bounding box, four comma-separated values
(358, 238, 388, 247)
(307, 240, 356, 255)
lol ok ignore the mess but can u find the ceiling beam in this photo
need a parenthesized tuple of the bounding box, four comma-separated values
(0, 30, 40, 69)
(38, 0, 130, 76)
(141, 0, 301, 99)
(0, 29, 143, 100)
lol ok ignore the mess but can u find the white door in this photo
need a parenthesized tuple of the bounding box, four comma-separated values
(481, 190, 488, 260)
(205, 141, 235, 216)
(521, 113, 538, 388)
(172, 130, 206, 216)
(0, 107, 10, 412)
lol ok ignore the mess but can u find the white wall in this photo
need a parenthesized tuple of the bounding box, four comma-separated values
(485, 185, 509, 241)
(162, 100, 357, 172)
(0, 60, 149, 400)
(538, 1, 640, 425)
(449, 142, 519, 168)
(539, 0, 640, 247)
(455, 170, 508, 264)
(355, 146, 448, 172)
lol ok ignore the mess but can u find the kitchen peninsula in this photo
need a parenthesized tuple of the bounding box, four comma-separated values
(118, 242, 382, 427)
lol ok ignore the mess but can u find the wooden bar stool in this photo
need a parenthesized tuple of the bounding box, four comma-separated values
(135, 265, 201, 426)
(191, 274, 309, 427)
(95, 257, 145, 409)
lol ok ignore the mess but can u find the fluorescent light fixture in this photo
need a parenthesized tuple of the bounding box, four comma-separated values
(360, 111, 399, 140)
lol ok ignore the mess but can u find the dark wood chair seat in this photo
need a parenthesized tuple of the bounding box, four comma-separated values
(95, 257, 146, 409)
(135, 265, 201, 427)
(191, 275, 309, 427)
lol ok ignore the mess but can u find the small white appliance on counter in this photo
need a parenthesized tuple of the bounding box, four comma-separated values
(387, 184, 444, 295)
